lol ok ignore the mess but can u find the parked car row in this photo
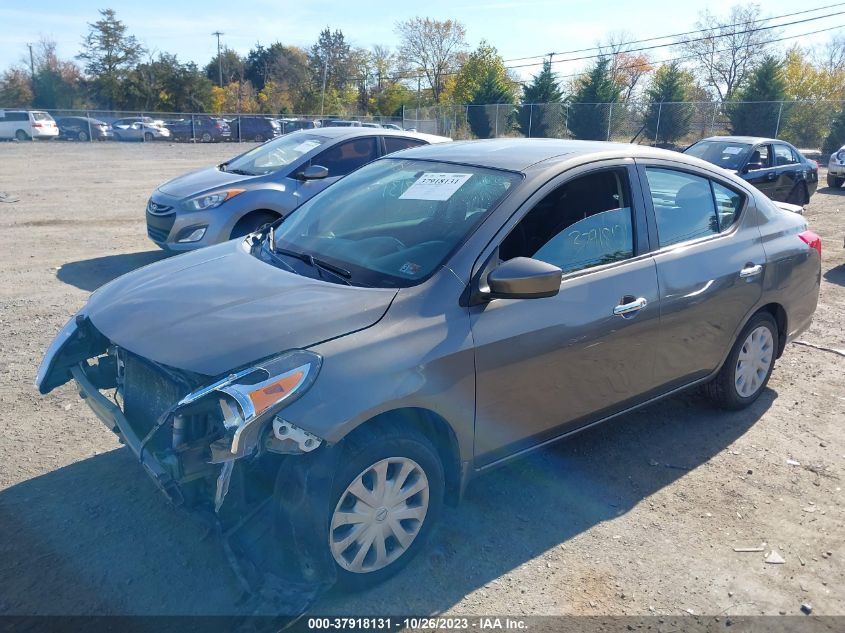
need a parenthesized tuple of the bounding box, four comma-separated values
(38, 133, 823, 591)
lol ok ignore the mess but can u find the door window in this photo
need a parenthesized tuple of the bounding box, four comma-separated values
(499, 169, 634, 274)
(711, 182, 743, 231)
(384, 137, 426, 154)
(646, 168, 718, 247)
(747, 145, 770, 169)
(774, 144, 797, 166)
(313, 138, 379, 176)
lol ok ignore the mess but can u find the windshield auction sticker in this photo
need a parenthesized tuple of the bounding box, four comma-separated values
(293, 140, 321, 153)
(399, 173, 473, 201)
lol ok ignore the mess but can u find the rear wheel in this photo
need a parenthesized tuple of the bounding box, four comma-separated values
(15, 129, 29, 141)
(78, 130, 89, 142)
(705, 312, 778, 410)
(254, 133, 266, 142)
(786, 182, 808, 205)
(827, 174, 843, 188)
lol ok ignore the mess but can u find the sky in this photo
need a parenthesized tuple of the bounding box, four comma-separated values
(1, 0, 843, 81)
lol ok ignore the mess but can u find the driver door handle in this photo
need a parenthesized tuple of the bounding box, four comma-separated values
(740, 264, 763, 279)
(613, 297, 648, 317)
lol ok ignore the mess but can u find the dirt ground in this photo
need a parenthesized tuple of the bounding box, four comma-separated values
(0, 142, 842, 618)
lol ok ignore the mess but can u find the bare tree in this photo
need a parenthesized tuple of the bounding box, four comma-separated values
(371, 45, 395, 91)
(395, 17, 467, 103)
(676, 4, 777, 101)
(598, 31, 654, 103)
(816, 33, 845, 72)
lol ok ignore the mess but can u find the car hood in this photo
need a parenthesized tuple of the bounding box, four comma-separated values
(157, 166, 253, 199)
(85, 241, 398, 376)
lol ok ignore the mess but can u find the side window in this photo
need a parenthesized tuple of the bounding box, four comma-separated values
(384, 137, 426, 154)
(6, 112, 28, 122)
(790, 147, 803, 163)
(748, 144, 770, 169)
(313, 138, 379, 177)
(499, 169, 634, 274)
(645, 168, 718, 247)
(711, 182, 743, 232)
(774, 144, 797, 166)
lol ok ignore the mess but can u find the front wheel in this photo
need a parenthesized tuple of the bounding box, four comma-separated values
(143, 132, 154, 142)
(705, 312, 778, 410)
(201, 131, 213, 143)
(827, 174, 843, 188)
(78, 130, 89, 142)
(328, 429, 444, 590)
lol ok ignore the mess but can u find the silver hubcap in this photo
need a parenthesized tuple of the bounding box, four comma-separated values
(329, 457, 429, 574)
(734, 326, 773, 398)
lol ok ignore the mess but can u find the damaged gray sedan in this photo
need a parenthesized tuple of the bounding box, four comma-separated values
(37, 139, 821, 590)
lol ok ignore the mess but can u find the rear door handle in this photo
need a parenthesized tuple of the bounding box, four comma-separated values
(739, 264, 763, 279)
(613, 297, 648, 317)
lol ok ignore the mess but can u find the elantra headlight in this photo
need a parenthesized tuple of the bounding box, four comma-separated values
(185, 188, 245, 211)
(178, 349, 321, 457)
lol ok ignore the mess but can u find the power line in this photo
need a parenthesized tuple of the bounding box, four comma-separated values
(501, 1, 845, 64)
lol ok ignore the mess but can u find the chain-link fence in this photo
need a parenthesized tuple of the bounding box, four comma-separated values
(2, 101, 841, 151)
(0, 107, 404, 143)
(402, 100, 845, 151)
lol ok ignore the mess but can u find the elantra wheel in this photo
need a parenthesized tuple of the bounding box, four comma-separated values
(706, 312, 778, 409)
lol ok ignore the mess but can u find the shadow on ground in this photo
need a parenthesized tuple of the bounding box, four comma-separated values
(57, 251, 171, 291)
(824, 263, 845, 287)
(0, 389, 774, 616)
(817, 185, 845, 196)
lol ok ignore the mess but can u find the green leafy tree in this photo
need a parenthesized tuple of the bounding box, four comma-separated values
(727, 56, 786, 137)
(309, 28, 354, 94)
(128, 53, 213, 112)
(642, 63, 694, 144)
(77, 8, 145, 109)
(205, 47, 246, 86)
(567, 57, 620, 140)
(823, 106, 845, 156)
(0, 67, 33, 107)
(466, 68, 515, 138)
(517, 59, 563, 137)
(30, 39, 85, 109)
(449, 41, 510, 104)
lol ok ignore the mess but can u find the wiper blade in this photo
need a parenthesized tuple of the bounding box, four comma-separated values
(274, 247, 352, 284)
(226, 168, 256, 176)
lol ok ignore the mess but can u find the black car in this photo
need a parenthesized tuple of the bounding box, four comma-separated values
(684, 136, 818, 205)
(55, 116, 113, 141)
(278, 118, 317, 134)
(226, 116, 281, 142)
(164, 116, 231, 142)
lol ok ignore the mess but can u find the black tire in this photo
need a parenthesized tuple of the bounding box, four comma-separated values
(78, 130, 89, 142)
(328, 427, 445, 590)
(230, 211, 278, 239)
(786, 182, 808, 205)
(827, 173, 843, 188)
(15, 129, 29, 141)
(704, 312, 778, 410)
(254, 133, 265, 142)
(201, 131, 212, 143)
(143, 132, 154, 142)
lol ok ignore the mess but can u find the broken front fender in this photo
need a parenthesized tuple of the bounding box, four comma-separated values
(36, 314, 108, 394)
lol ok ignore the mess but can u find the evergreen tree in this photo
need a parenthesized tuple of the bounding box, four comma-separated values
(642, 63, 694, 145)
(823, 106, 845, 156)
(467, 68, 515, 138)
(727, 56, 786, 137)
(517, 60, 563, 137)
(567, 57, 620, 140)
(77, 9, 145, 109)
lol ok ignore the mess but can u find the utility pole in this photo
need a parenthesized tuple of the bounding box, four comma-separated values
(27, 43, 35, 87)
(319, 58, 329, 116)
(212, 31, 224, 87)
(546, 52, 555, 66)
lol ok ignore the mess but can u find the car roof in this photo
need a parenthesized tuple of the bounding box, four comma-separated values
(393, 138, 699, 171)
(302, 127, 451, 144)
(696, 135, 788, 145)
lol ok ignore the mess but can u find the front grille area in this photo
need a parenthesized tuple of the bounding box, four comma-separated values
(123, 353, 185, 452)
(146, 210, 175, 243)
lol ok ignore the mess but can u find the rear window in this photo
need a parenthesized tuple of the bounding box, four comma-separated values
(31, 112, 54, 122)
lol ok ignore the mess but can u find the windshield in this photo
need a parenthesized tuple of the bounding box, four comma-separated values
(270, 158, 521, 288)
(685, 140, 752, 170)
(224, 131, 329, 175)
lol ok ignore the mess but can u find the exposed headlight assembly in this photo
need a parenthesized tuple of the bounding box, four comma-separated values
(185, 188, 245, 211)
(178, 349, 321, 458)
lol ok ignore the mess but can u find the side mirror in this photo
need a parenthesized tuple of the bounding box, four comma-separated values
(486, 257, 562, 300)
(299, 164, 329, 180)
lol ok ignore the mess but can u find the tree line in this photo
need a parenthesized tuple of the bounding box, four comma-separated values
(1, 6, 843, 149)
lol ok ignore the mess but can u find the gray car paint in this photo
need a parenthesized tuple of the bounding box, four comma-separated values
(148, 128, 450, 252)
(40, 139, 820, 479)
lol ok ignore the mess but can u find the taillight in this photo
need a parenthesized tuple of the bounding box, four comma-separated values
(32, 122, 42, 128)
(798, 230, 821, 257)
(214, 122, 222, 129)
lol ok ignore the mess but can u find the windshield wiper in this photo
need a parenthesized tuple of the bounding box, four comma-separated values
(274, 247, 353, 284)
(225, 168, 256, 176)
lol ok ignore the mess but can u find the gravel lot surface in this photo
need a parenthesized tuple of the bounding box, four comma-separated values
(0, 142, 842, 618)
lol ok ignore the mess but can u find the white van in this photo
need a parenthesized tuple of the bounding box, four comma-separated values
(0, 110, 59, 140)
